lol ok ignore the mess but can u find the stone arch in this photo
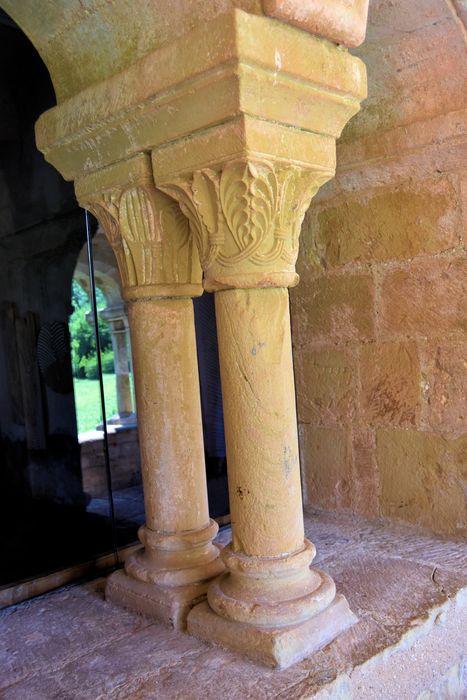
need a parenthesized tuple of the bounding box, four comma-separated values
(74, 227, 123, 309)
(0, 1, 266, 102)
(72, 226, 136, 428)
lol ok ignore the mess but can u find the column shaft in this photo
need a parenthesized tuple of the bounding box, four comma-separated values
(109, 323, 133, 417)
(215, 288, 304, 557)
(128, 297, 209, 534)
(75, 155, 223, 629)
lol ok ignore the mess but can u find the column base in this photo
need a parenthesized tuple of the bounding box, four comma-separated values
(106, 569, 212, 630)
(187, 594, 357, 668)
(97, 412, 137, 431)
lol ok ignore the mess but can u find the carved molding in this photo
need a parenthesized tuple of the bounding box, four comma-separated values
(160, 159, 332, 290)
(84, 185, 202, 300)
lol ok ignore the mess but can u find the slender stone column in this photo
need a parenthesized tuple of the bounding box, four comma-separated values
(126, 296, 211, 537)
(99, 305, 136, 427)
(214, 287, 305, 559)
(160, 158, 356, 666)
(75, 154, 223, 629)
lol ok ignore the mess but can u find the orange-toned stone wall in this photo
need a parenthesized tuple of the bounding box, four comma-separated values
(291, 0, 466, 537)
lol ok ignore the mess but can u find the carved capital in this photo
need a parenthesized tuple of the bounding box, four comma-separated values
(75, 155, 202, 301)
(160, 159, 332, 291)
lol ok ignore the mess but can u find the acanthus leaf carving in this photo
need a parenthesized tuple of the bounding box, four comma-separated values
(86, 193, 132, 289)
(83, 183, 200, 294)
(159, 159, 333, 288)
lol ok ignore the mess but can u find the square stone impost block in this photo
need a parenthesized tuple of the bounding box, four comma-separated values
(35, 10, 366, 183)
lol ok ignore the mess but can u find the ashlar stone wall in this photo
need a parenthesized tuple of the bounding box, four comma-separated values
(291, 0, 466, 537)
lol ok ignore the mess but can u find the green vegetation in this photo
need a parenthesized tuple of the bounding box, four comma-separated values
(70, 280, 122, 433)
(73, 374, 118, 434)
(69, 280, 113, 379)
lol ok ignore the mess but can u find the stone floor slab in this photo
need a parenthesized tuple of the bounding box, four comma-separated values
(1, 508, 465, 699)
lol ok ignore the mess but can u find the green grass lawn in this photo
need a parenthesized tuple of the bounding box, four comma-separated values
(73, 373, 118, 433)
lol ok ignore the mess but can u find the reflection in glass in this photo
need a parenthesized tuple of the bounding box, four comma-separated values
(72, 231, 144, 550)
(0, 7, 228, 596)
(0, 12, 117, 588)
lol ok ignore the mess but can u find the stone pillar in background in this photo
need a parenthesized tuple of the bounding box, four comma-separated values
(99, 304, 136, 428)
(76, 154, 223, 629)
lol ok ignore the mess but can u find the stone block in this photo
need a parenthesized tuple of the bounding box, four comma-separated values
(359, 341, 421, 427)
(262, 0, 370, 48)
(420, 341, 467, 438)
(351, 428, 379, 517)
(299, 425, 352, 509)
(345, 11, 467, 141)
(307, 177, 459, 267)
(294, 347, 355, 425)
(187, 595, 357, 669)
(365, 0, 450, 42)
(377, 429, 467, 536)
(380, 257, 467, 339)
(291, 274, 374, 345)
(106, 569, 210, 631)
(460, 171, 467, 245)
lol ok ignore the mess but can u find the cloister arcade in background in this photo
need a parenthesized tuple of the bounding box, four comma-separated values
(74, 227, 136, 432)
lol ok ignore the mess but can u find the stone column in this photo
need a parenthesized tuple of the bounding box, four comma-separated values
(99, 305, 136, 428)
(75, 154, 223, 629)
(160, 158, 356, 666)
(35, 4, 368, 662)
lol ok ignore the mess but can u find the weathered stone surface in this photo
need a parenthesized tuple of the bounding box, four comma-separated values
(1, 510, 466, 699)
(1, 0, 264, 102)
(381, 257, 467, 339)
(292, 1, 466, 539)
(377, 429, 467, 537)
(80, 428, 141, 497)
(350, 428, 380, 517)
(28, 2, 367, 668)
(359, 341, 421, 427)
(294, 347, 355, 425)
(188, 594, 357, 669)
(106, 569, 212, 631)
(0, 580, 151, 688)
(460, 170, 467, 245)
(299, 425, 352, 509)
(342, 2, 467, 142)
(365, 0, 452, 42)
(291, 274, 375, 345)
(307, 177, 460, 267)
(75, 154, 223, 626)
(420, 340, 467, 438)
(333, 120, 467, 196)
(300, 425, 380, 518)
(37, 12, 365, 181)
(262, 0, 370, 47)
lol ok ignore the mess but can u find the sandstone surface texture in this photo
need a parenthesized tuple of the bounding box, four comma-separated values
(1, 509, 466, 698)
(292, 0, 467, 537)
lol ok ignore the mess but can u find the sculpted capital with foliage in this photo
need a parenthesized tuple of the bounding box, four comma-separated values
(82, 183, 201, 300)
(160, 159, 332, 290)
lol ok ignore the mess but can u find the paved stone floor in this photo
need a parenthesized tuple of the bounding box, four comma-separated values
(1, 508, 466, 699)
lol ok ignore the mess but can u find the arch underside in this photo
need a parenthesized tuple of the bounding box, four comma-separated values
(0, 0, 263, 102)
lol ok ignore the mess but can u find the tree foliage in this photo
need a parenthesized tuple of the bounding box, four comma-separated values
(69, 280, 113, 378)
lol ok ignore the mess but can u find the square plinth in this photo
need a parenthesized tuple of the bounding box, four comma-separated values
(106, 569, 209, 630)
(187, 594, 357, 668)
